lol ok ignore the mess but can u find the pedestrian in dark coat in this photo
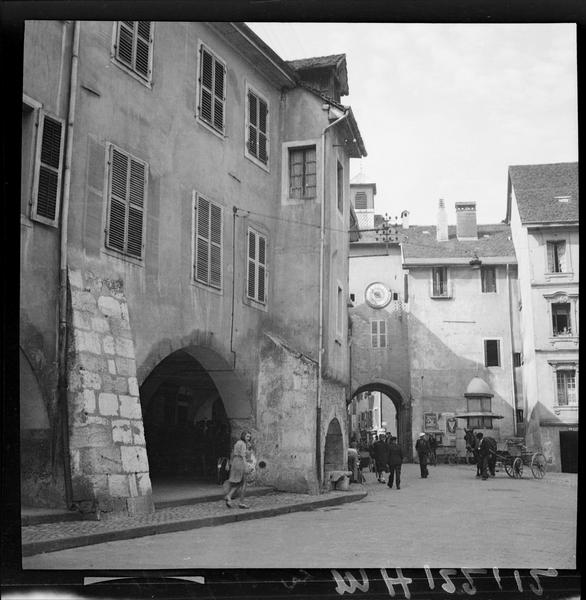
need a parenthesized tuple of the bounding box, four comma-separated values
(387, 436, 403, 489)
(372, 435, 390, 483)
(415, 433, 430, 478)
(428, 434, 437, 466)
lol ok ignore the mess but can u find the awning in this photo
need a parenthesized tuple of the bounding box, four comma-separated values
(454, 412, 504, 419)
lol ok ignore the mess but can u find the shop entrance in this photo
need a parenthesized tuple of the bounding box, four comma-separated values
(140, 349, 232, 485)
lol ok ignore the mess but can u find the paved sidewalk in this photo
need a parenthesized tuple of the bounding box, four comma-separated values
(22, 485, 366, 557)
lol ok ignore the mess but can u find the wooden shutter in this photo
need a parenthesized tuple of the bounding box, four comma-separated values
(107, 146, 146, 258)
(247, 229, 267, 303)
(258, 98, 268, 163)
(135, 21, 151, 78)
(195, 195, 222, 288)
(199, 46, 225, 132)
(34, 114, 64, 223)
(247, 91, 257, 157)
(116, 21, 151, 80)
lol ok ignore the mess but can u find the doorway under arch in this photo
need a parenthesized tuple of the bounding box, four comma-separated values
(349, 382, 412, 460)
(140, 349, 232, 487)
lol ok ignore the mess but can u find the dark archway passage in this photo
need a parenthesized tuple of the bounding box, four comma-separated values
(349, 382, 412, 460)
(324, 418, 344, 473)
(140, 350, 231, 483)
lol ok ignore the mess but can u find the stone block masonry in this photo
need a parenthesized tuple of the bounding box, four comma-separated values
(67, 269, 154, 516)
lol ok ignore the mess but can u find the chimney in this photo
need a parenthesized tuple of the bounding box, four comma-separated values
(436, 199, 448, 242)
(401, 210, 410, 229)
(455, 202, 478, 240)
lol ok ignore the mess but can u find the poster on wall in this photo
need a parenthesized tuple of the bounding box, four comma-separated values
(424, 412, 438, 430)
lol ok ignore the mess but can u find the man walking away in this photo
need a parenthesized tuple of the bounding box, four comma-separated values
(387, 436, 403, 489)
(372, 434, 390, 483)
(415, 433, 430, 478)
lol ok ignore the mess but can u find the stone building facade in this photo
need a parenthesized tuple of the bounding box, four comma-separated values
(20, 21, 366, 513)
(506, 162, 579, 472)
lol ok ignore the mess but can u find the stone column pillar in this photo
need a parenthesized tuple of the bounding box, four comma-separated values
(67, 269, 154, 516)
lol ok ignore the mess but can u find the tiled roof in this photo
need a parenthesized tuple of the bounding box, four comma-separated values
(287, 54, 346, 71)
(402, 224, 515, 261)
(508, 162, 578, 224)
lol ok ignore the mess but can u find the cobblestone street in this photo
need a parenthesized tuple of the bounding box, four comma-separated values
(23, 463, 577, 570)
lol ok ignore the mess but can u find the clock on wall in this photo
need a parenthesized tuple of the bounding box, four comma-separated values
(365, 282, 392, 309)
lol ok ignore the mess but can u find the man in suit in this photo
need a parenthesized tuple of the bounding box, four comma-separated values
(387, 436, 404, 489)
(372, 433, 390, 483)
(415, 433, 430, 478)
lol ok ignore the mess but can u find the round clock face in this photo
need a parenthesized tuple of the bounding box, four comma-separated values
(365, 282, 392, 309)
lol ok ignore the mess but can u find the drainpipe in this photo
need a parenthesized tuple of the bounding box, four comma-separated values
(316, 110, 349, 487)
(57, 20, 80, 508)
(506, 263, 518, 436)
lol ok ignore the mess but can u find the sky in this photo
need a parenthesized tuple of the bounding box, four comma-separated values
(248, 23, 578, 226)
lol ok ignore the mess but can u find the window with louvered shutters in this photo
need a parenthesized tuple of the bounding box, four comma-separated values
(33, 113, 64, 224)
(115, 21, 152, 81)
(354, 191, 367, 209)
(194, 195, 223, 289)
(199, 45, 226, 133)
(106, 146, 147, 258)
(247, 228, 267, 303)
(246, 89, 269, 165)
(289, 146, 316, 199)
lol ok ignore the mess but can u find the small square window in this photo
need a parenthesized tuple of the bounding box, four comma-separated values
(484, 339, 500, 367)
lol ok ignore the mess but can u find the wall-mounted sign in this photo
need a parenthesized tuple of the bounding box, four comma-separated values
(446, 417, 457, 434)
(424, 412, 439, 431)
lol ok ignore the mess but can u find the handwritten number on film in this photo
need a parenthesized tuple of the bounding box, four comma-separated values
(330, 568, 558, 597)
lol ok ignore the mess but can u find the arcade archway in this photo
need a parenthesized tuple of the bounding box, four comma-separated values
(348, 382, 412, 460)
(140, 349, 234, 486)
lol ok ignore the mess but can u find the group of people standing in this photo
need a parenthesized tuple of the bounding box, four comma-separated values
(368, 433, 404, 490)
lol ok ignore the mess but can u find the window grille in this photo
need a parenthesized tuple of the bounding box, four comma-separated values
(247, 228, 267, 303)
(194, 195, 223, 289)
(247, 90, 268, 164)
(199, 45, 226, 133)
(106, 146, 147, 258)
(115, 21, 152, 80)
(289, 146, 316, 198)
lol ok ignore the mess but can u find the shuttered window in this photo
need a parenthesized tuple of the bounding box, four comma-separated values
(32, 113, 64, 225)
(289, 146, 316, 199)
(246, 88, 269, 165)
(194, 195, 223, 289)
(198, 45, 226, 133)
(247, 228, 267, 304)
(371, 320, 387, 348)
(115, 21, 153, 81)
(106, 146, 147, 259)
(354, 191, 367, 209)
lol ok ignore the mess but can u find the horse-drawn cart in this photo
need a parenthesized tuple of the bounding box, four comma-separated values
(493, 438, 547, 479)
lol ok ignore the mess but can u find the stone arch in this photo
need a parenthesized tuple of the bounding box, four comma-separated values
(350, 378, 413, 459)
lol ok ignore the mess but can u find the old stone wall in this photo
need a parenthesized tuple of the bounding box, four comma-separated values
(67, 268, 153, 516)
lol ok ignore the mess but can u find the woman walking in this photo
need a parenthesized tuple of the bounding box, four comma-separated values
(224, 430, 253, 509)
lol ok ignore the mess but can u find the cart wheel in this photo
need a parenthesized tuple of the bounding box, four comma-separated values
(531, 453, 546, 479)
(504, 461, 515, 478)
(512, 457, 523, 478)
